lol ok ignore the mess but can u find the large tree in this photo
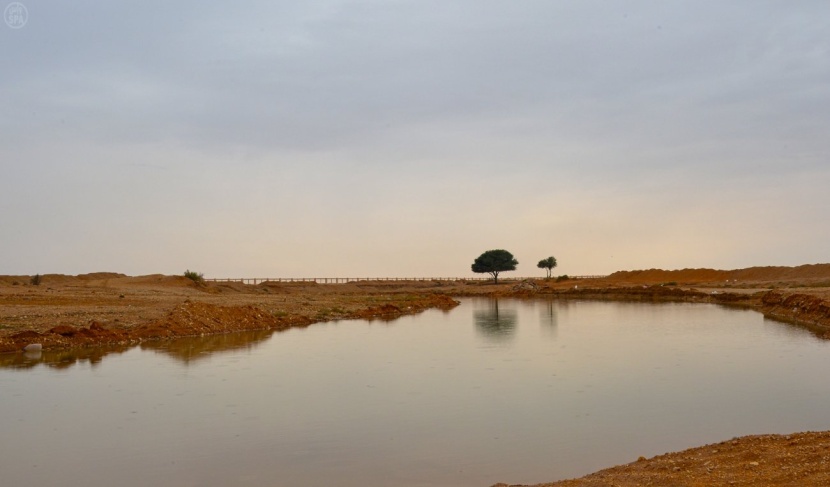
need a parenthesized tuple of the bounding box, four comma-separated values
(471, 249, 518, 284)
(537, 256, 557, 279)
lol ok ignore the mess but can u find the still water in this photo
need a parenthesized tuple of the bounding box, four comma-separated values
(2, 298, 830, 486)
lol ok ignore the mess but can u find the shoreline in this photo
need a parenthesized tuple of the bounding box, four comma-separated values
(5, 274, 828, 354)
(0, 281, 460, 354)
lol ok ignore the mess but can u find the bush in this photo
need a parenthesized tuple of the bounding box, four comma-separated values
(30, 274, 42, 286)
(555, 275, 569, 282)
(184, 270, 204, 283)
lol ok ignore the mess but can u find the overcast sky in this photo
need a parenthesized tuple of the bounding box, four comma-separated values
(1, 1, 828, 278)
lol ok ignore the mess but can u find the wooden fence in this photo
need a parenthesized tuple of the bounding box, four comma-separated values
(205, 276, 608, 285)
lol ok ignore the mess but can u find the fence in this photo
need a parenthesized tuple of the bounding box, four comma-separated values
(204, 276, 608, 285)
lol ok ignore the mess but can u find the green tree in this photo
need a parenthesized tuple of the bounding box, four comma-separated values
(471, 249, 518, 284)
(537, 256, 557, 279)
(184, 269, 204, 283)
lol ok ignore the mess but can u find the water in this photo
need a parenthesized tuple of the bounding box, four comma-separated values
(2, 298, 830, 486)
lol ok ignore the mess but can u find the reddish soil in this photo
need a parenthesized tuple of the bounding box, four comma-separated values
(2, 265, 830, 486)
(493, 432, 830, 487)
(0, 276, 459, 353)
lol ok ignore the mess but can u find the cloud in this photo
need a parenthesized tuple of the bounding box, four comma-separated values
(1, 0, 828, 275)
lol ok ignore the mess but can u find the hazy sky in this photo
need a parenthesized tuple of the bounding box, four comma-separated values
(2, 1, 828, 278)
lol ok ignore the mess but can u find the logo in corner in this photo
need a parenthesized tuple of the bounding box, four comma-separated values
(4, 2, 28, 29)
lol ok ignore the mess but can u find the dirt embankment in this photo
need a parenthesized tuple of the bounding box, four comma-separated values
(760, 291, 830, 336)
(0, 276, 459, 353)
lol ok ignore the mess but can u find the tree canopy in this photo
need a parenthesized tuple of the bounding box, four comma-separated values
(471, 249, 518, 284)
(537, 256, 557, 279)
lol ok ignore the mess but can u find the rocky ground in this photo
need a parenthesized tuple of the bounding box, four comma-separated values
(494, 432, 830, 487)
(2, 264, 830, 486)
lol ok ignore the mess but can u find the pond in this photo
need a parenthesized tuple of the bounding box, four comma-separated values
(2, 298, 830, 486)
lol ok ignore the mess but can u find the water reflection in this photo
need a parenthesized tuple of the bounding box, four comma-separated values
(3, 299, 830, 487)
(140, 329, 276, 364)
(539, 300, 559, 328)
(0, 329, 278, 370)
(538, 299, 559, 339)
(473, 299, 517, 340)
(0, 345, 133, 370)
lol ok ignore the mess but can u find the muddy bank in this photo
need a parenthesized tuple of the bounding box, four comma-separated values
(0, 290, 459, 354)
(760, 291, 830, 337)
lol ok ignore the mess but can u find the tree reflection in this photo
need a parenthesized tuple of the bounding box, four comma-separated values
(540, 300, 558, 330)
(473, 299, 517, 341)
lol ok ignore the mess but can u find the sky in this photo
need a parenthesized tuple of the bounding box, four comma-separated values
(1, 1, 829, 278)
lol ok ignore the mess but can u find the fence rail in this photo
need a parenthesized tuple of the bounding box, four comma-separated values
(204, 276, 608, 285)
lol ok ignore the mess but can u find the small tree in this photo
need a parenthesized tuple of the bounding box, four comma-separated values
(537, 256, 557, 279)
(184, 269, 204, 284)
(471, 249, 518, 284)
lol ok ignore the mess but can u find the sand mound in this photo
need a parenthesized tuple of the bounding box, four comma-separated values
(607, 268, 729, 283)
(114, 274, 199, 288)
(0, 272, 127, 287)
(0, 276, 31, 286)
(76, 272, 128, 280)
(731, 264, 830, 281)
(608, 264, 830, 284)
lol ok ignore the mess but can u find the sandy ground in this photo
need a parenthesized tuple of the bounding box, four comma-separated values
(0, 274, 460, 352)
(2, 264, 830, 486)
